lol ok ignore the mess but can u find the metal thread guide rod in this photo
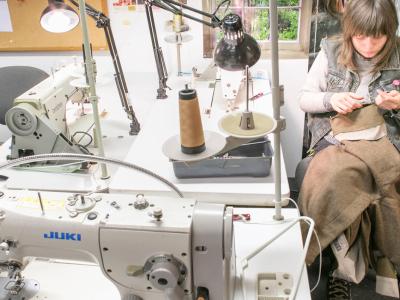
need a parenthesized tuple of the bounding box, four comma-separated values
(246, 65, 249, 112)
(176, 33, 182, 76)
(270, 0, 284, 221)
(37, 192, 45, 216)
(78, 0, 109, 179)
(239, 65, 255, 130)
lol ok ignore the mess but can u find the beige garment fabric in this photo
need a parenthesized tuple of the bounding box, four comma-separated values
(299, 138, 400, 280)
(331, 231, 400, 297)
(332, 124, 387, 142)
(331, 232, 367, 284)
(330, 104, 385, 136)
(376, 257, 400, 297)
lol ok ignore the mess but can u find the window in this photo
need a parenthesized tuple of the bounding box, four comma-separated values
(203, 0, 312, 58)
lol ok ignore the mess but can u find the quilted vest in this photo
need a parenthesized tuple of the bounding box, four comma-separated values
(307, 38, 400, 151)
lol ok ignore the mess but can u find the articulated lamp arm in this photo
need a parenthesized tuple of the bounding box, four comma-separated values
(143, 0, 230, 99)
(68, 0, 141, 135)
(150, 0, 224, 28)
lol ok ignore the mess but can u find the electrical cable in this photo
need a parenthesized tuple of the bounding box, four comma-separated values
(77, 144, 92, 155)
(309, 224, 322, 293)
(239, 215, 315, 300)
(0, 153, 184, 198)
(285, 197, 322, 293)
(213, 0, 231, 16)
(72, 131, 93, 148)
(237, 196, 321, 299)
(229, 197, 322, 295)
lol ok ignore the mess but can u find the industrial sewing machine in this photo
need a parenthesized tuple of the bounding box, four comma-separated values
(0, 189, 235, 300)
(4, 64, 93, 165)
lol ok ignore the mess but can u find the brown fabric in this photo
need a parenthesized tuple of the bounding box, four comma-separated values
(344, 215, 362, 247)
(330, 104, 385, 135)
(299, 137, 400, 268)
(377, 257, 398, 279)
(359, 212, 372, 270)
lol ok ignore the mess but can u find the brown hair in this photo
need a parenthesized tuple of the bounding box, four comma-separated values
(338, 0, 399, 73)
(325, 0, 346, 17)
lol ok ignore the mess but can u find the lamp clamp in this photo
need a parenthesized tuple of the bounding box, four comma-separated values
(68, 0, 110, 28)
(272, 117, 286, 133)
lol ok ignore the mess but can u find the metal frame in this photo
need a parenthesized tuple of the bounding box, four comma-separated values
(76, 0, 109, 178)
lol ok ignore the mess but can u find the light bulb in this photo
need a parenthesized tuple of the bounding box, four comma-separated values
(41, 8, 79, 33)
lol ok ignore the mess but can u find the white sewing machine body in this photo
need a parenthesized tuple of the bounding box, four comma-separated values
(4, 64, 89, 162)
(0, 190, 235, 300)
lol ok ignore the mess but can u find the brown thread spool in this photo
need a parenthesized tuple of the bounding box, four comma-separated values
(179, 88, 206, 154)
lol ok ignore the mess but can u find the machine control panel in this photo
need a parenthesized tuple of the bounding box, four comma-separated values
(0, 189, 195, 232)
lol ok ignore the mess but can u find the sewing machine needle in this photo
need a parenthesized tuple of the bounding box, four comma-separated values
(38, 192, 45, 216)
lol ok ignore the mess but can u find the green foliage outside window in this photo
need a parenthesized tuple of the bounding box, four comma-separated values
(216, 0, 300, 41)
(277, 8, 299, 40)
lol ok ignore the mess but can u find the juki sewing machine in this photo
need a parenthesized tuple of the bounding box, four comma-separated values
(4, 64, 93, 165)
(0, 189, 235, 300)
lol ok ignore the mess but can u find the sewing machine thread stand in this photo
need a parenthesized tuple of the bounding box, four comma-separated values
(239, 65, 255, 130)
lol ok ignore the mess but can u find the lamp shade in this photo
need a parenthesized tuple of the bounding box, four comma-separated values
(214, 14, 261, 71)
(40, 0, 79, 33)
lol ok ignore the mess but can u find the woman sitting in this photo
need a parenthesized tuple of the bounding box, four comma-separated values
(298, 0, 400, 299)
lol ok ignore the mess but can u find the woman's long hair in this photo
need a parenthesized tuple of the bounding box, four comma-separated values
(338, 0, 399, 73)
(324, 0, 346, 16)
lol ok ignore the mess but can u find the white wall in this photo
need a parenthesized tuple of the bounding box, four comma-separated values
(0, 0, 308, 178)
(279, 59, 308, 178)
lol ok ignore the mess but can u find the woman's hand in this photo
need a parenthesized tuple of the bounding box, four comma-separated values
(330, 92, 364, 114)
(375, 90, 400, 110)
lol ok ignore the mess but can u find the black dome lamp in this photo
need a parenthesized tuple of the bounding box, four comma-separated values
(214, 14, 261, 71)
(215, 14, 275, 140)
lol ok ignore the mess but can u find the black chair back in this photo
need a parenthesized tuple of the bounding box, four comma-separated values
(0, 66, 49, 125)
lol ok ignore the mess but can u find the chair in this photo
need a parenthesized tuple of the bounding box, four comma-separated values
(0, 66, 49, 125)
(294, 5, 342, 193)
(294, 154, 313, 192)
(293, 111, 313, 192)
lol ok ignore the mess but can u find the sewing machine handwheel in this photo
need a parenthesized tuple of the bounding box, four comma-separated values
(5, 105, 37, 136)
